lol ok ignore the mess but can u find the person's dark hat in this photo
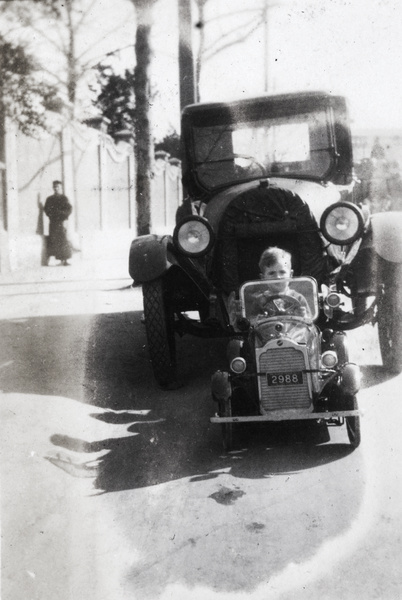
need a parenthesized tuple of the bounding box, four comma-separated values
(52, 180, 62, 185)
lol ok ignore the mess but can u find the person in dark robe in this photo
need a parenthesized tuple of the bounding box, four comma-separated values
(44, 180, 73, 265)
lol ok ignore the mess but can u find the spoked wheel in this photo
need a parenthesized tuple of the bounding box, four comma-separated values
(345, 395, 361, 449)
(219, 397, 233, 452)
(142, 278, 179, 389)
(377, 259, 402, 374)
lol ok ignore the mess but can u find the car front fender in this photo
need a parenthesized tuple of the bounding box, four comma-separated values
(129, 234, 171, 282)
(371, 212, 402, 263)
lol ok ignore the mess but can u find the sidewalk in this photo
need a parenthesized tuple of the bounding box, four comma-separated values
(0, 257, 134, 296)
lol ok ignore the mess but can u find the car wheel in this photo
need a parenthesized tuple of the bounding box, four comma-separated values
(142, 278, 179, 389)
(377, 259, 402, 373)
(345, 395, 361, 449)
(219, 397, 233, 452)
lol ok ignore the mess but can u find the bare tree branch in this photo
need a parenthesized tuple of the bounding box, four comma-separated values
(73, 0, 98, 30)
(200, 1, 282, 23)
(204, 16, 264, 62)
(202, 6, 265, 23)
(28, 23, 67, 54)
(75, 17, 134, 63)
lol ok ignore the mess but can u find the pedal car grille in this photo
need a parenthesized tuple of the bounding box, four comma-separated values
(258, 346, 311, 412)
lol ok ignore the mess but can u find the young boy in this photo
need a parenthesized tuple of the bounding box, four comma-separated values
(256, 247, 310, 317)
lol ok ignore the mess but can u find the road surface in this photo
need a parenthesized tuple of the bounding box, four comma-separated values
(0, 279, 401, 599)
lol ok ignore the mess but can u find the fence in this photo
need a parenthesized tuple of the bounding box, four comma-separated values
(1, 122, 182, 270)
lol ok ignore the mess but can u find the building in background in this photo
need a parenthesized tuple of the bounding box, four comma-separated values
(353, 129, 402, 213)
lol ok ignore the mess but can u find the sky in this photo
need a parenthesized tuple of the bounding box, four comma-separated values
(151, 0, 402, 135)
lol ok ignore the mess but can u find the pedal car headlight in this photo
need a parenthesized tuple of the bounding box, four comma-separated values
(326, 291, 342, 309)
(320, 202, 364, 245)
(321, 351, 338, 368)
(230, 357, 247, 374)
(173, 216, 214, 257)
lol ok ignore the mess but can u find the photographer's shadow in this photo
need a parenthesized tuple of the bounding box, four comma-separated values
(49, 409, 355, 493)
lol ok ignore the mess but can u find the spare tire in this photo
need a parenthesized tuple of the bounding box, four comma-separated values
(214, 186, 325, 293)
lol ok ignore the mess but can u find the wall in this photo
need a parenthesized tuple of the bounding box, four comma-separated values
(0, 123, 182, 272)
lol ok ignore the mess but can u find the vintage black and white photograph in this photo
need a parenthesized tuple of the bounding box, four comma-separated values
(1, 0, 402, 598)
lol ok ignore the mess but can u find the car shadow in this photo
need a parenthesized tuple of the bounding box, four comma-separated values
(48, 310, 360, 493)
(360, 364, 398, 388)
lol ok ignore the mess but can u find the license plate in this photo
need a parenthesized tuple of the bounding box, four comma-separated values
(267, 371, 303, 386)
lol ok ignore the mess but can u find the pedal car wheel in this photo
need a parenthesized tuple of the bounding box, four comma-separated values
(345, 395, 361, 449)
(377, 259, 402, 374)
(219, 398, 233, 452)
(142, 278, 178, 389)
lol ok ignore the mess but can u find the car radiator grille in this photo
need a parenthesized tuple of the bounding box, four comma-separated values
(258, 346, 311, 412)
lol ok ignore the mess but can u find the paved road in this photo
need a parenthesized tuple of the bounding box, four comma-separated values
(0, 281, 401, 599)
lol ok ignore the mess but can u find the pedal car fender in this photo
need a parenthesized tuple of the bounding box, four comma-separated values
(211, 371, 231, 402)
(370, 212, 402, 263)
(129, 234, 171, 282)
(339, 363, 362, 396)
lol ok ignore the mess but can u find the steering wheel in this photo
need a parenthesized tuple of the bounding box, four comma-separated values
(233, 153, 266, 176)
(260, 293, 302, 315)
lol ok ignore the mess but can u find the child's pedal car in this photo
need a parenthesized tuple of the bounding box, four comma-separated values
(211, 277, 361, 450)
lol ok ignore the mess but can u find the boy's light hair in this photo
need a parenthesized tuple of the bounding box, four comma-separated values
(258, 247, 292, 272)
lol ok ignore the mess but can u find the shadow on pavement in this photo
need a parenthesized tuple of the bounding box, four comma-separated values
(0, 307, 384, 494)
(0, 306, 371, 598)
(52, 310, 358, 493)
(360, 364, 398, 388)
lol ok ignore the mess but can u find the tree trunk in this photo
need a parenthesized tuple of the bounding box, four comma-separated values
(194, 0, 206, 103)
(66, 0, 77, 112)
(133, 1, 154, 236)
(178, 0, 196, 109)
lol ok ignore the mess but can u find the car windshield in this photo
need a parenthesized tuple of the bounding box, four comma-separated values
(240, 277, 319, 322)
(192, 109, 334, 190)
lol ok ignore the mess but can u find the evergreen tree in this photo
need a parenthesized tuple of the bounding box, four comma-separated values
(0, 35, 62, 136)
(92, 65, 136, 142)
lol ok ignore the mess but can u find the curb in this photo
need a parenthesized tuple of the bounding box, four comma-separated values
(0, 259, 133, 295)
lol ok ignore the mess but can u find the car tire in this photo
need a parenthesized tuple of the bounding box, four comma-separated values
(377, 259, 402, 374)
(142, 278, 179, 389)
(345, 395, 361, 449)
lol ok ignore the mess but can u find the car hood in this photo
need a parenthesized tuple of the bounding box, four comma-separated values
(204, 177, 351, 232)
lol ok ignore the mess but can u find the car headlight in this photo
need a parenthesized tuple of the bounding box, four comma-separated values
(320, 202, 364, 245)
(173, 216, 214, 257)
